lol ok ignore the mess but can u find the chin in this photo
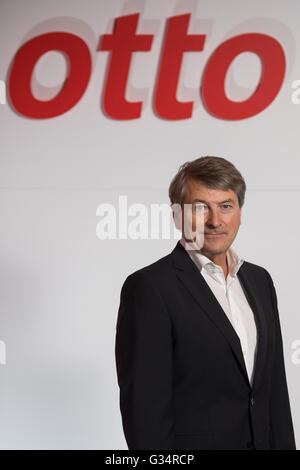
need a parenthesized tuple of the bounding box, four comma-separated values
(202, 243, 226, 253)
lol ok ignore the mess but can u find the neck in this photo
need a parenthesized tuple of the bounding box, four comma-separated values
(180, 237, 230, 279)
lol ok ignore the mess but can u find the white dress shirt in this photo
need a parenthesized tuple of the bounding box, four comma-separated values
(180, 237, 258, 386)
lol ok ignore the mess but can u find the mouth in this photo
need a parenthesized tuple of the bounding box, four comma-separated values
(204, 233, 226, 237)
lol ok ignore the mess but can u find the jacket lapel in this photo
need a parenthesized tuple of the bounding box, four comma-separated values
(171, 241, 268, 391)
(237, 265, 268, 392)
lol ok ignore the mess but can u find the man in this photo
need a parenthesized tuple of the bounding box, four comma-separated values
(115, 156, 296, 450)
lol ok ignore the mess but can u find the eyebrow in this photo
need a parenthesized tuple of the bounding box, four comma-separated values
(191, 198, 236, 205)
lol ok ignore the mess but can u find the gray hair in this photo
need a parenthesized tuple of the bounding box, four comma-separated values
(169, 156, 246, 208)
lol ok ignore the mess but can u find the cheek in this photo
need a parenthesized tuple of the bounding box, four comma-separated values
(192, 212, 205, 228)
(229, 216, 241, 232)
(223, 214, 238, 229)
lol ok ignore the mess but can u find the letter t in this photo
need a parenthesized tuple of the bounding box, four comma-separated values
(99, 14, 153, 119)
(154, 14, 206, 119)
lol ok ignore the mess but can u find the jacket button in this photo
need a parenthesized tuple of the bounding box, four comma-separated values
(250, 397, 255, 406)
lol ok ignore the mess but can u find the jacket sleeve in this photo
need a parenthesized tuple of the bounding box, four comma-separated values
(115, 271, 175, 449)
(264, 269, 296, 450)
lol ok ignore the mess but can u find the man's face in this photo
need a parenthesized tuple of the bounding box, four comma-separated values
(181, 178, 242, 256)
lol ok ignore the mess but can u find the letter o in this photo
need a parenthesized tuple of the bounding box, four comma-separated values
(9, 32, 92, 118)
(202, 33, 286, 120)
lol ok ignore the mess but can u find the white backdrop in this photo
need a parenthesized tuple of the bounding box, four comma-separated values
(0, 0, 299, 449)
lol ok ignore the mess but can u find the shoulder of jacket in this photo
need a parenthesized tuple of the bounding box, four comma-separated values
(122, 251, 172, 287)
(242, 260, 273, 284)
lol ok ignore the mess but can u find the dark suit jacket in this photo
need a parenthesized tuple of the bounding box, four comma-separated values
(115, 241, 296, 450)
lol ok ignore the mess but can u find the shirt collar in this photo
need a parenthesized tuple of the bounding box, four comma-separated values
(179, 237, 244, 278)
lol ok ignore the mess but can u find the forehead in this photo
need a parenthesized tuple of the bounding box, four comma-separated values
(185, 179, 238, 204)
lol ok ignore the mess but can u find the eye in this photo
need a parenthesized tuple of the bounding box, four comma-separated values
(194, 204, 208, 212)
(221, 204, 233, 210)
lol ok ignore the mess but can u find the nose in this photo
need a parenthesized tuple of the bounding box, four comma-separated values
(206, 208, 222, 229)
